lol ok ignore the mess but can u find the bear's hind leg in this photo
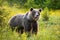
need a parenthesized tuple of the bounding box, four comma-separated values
(16, 27, 24, 34)
(10, 27, 15, 31)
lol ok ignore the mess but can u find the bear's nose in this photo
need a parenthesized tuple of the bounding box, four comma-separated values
(37, 15, 39, 16)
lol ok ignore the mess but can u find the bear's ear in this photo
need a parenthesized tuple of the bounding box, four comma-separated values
(39, 8, 42, 12)
(30, 7, 33, 11)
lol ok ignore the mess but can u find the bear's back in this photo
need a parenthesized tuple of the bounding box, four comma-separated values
(14, 14, 24, 26)
(9, 14, 24, 27)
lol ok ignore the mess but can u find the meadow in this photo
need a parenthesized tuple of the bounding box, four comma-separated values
(0, 6, 60, 40)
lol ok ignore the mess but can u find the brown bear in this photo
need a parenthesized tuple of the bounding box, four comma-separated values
(9, 8, 42, 34)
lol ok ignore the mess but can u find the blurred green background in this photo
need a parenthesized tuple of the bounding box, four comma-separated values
(0, 0, 60, 40)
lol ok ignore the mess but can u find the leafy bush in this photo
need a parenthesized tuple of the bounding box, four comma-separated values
(0, 0, 60, 9)
(41, 7, 50, 21)
(0, 8, 9, 27)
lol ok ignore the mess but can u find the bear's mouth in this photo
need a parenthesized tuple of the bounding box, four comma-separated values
(35, 17, 38, 18)
(34, 17, 39, 21)
(35, 16, 38, 19)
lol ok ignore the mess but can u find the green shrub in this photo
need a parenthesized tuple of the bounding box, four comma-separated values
(41, 7, 50, 21)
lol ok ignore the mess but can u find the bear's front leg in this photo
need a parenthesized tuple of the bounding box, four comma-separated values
(32, 21, 38, 34)
(24, 23, 31, 33)
(24, 21, 31, 37)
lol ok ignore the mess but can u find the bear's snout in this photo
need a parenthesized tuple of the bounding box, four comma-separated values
(36, 15, 39, 17)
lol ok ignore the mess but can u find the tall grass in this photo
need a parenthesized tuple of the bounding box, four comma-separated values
(0, 6, 60, 40)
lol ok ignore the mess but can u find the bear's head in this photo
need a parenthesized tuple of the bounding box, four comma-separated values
(27, 8, 42, 21)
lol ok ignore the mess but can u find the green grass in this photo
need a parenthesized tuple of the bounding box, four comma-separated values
(0, 7, 60, 40)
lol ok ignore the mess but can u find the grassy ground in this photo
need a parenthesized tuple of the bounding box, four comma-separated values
(0, 6, 60, 40)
